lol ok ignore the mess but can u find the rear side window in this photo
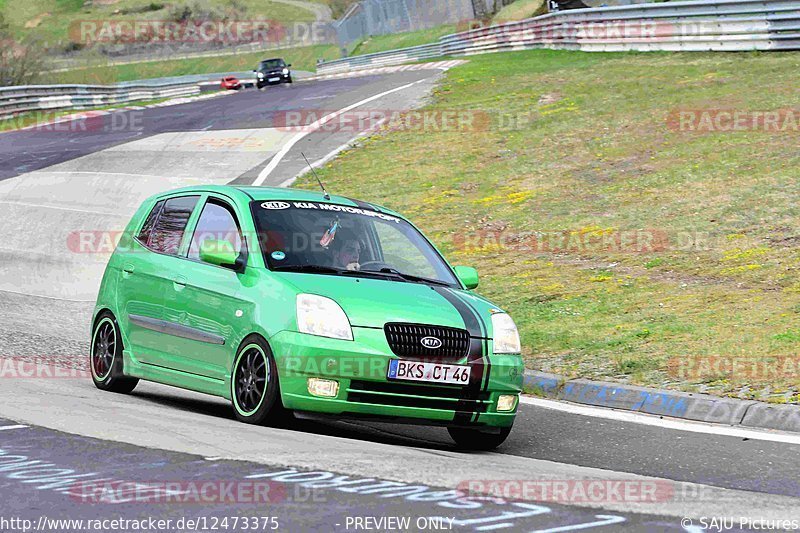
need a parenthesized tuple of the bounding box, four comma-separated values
(136, 200, 164, 245)
(147, 196, 199, 255)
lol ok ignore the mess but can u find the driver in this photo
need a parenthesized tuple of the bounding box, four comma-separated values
(330, 229, 362, 271)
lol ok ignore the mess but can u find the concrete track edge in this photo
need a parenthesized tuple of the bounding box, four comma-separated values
(523, 370, 800, 433)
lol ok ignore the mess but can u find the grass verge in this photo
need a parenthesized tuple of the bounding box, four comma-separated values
(1, 0, 315, 44)
(50, 44, 340, 84)
(350, 25, 458, 56)
(295, 49, 800, 401)
(492, 0, 546, 24)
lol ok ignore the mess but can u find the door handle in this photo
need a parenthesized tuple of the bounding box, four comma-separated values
(122, 264, 135, 277)
(173, 276, 187, 291)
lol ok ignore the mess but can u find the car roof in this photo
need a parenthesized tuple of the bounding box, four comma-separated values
(259, 58, 284, 62)
(153, 185, 403, 218)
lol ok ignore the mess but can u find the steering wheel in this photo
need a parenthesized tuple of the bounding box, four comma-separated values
(359, 261, 392, 271)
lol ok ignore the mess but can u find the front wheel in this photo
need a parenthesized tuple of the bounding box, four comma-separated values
(90, 312, 138, 394)
(231, 336, 288, 425)
(448, 426, 512, 451)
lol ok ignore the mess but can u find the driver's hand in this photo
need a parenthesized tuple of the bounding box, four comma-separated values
(346, 262, 360, 271)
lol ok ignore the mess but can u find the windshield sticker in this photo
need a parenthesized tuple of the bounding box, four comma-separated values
(319, 220, 338, 248)
(262, 201, 291, 210)
(271, 251, 286, 261)
(260, 201, 400, 223)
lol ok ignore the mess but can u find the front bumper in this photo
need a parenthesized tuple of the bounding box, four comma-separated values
(270, 328, 524, 428)
(256, 73, 290, 87)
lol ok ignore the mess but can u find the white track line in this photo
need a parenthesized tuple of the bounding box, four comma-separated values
(0, 200, 119, 216)
(520, 395, 800, 445)
(252, 79, 425, 186)
(278, 117, 388, 188)
(0, 425, 28, 431)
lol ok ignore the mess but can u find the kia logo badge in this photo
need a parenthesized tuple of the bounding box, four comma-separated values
(261, 201, 291, 210)
(421, 336, 442, 349)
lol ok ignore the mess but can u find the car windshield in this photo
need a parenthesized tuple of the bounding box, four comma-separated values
(258, 59, 284, 70)
(251, 200, 459, 287)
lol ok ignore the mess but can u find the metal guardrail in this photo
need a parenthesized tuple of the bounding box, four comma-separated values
(319, 0, 800, 73)
(315, 42, 443, 74)
(0, 72, 252, 118)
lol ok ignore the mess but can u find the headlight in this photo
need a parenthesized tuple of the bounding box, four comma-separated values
(257, 72, 264, 78)
(282, 68, 289, 75)
(296, 294, 353, 341)
(491, 313, 521, 354)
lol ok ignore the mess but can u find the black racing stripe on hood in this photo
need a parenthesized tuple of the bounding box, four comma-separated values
(434, 287, 487, 424)
(433, 286, 482, 338)
(459, 296, 493, 395)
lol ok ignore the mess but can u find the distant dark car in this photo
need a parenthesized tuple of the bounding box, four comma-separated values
(254, 58, 292, 89)
(220, 76, 242, 90)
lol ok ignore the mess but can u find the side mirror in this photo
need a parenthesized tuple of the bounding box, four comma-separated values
(287, 63, 292, 67)
(454, 266, 479, 290)
(199, 239, 243, 271)
(252, 69, 257, 73)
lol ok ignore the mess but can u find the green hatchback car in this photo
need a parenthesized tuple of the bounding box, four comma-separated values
(91, 185, 524, 449)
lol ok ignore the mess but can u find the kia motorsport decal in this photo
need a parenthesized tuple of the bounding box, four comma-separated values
(260, 201, 401, 223)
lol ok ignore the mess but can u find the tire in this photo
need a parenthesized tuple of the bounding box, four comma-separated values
(448, 426, 512, 451)
(231, 335, 289, 426)
(90, 312, 139, 394)
(286, 76, 293, 84)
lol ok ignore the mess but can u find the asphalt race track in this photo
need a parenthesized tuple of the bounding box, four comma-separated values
(0, 68, 798, 532)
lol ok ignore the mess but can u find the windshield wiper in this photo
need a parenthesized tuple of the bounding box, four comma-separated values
(271, 264, 345, 274)
(272, 264, 453, 286)
(369, 267, 452, 287)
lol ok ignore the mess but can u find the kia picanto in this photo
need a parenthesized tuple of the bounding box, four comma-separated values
(90, 185, 524, 449)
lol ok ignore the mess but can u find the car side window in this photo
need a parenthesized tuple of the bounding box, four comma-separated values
(188, 199, 243, 263)
(136, 199, 164, 245)
(147, 196, 199, 255)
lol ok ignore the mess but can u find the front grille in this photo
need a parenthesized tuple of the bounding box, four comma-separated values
(347, 380, 489, 412)
(384, 323, 469, 360)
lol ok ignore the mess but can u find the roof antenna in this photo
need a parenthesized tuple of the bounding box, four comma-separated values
(301, 152, 330, 200)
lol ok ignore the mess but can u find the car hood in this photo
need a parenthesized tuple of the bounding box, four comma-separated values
(274, 272, 500, 336)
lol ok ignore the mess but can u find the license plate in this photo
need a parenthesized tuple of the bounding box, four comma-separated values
(268, 77, 280, 82)
(388, 359, 470, 386)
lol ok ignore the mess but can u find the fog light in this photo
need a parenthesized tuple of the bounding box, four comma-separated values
(497, 394, 518, 412)
(308, 378, 339, 398)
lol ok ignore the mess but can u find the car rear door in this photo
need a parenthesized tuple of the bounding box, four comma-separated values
(116, 195, 200, 368)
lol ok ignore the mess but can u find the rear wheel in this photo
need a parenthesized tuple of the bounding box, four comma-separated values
(90, 312, 138, 394)
(231, 336, 288, 425)
(448, 426, 512, 451)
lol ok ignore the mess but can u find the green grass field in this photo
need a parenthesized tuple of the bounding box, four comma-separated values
(492, 0, 546, 23)
(48, 23, 460, 84)
(350, 25, 458, 56)
(49, 43, 340, 84)
(295, 49, 800, 401)
(1, 0, 316, 46)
